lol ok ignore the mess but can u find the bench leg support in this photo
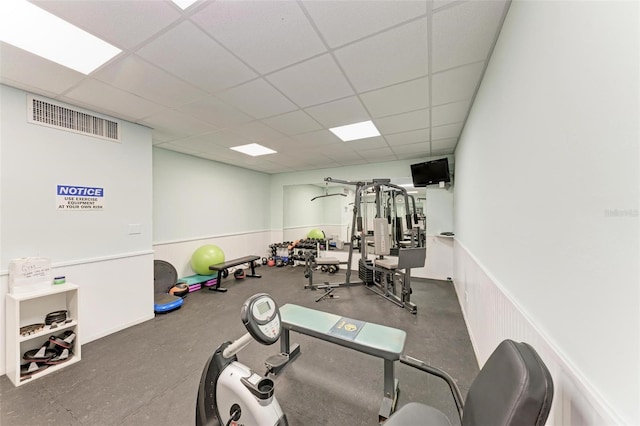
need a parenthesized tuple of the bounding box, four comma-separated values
(379, 359, 399, 421)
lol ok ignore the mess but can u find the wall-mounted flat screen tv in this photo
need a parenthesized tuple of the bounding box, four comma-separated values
(410, 158, 451, 187)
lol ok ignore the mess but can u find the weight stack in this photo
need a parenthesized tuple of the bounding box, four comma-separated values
(359, 259, 374, 284)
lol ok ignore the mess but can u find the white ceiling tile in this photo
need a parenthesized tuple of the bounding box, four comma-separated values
(229, 121, 285, 143)
(318, 143, 365, 162)
(136, 21, 256, 93)
(304, 97, 370, 128)
(62, 78, 165, 121)
(141, 109, 218, 139)
(334, 18, 428, 92)
(432, 137, 458, 151)
(216, 79, 297, 119)
(32, 0, 181, 50)
(359, 146, 396, 161)
(343, 135, 388, 151)
(431, 100, 471, 126)
(431, 147, 455, 156)
(262, 111, 322, 136)
(293, 130, 342, 148)
(192, 1, 326, 73)
(169, 133, 226, 153)
(302, 0, 426, 48)
(432, 62, 485, 106)
(205, 129, 254, 149)
(177, 96, 254, 128)
(0, 42, 85, 95)
(391, 142, 430, 156)
(94, 55, 207, 107)
(385, 128, 430, 146)
(360, 77, 429, 118)
(432, 1, 460, 11)
(267, 54, 354, 107)
(432, 0, 506, 72)
(156, 142, 199, 156)
(431, 122, 463, 140)
(374, 108, 430, 135)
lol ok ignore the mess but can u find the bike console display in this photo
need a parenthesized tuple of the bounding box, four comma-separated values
(241, 293, 281, 345)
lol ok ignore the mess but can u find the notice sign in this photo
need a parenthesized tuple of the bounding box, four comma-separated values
(57, 185, 105, 211)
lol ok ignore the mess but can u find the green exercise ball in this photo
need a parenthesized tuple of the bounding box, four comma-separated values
(307, 229, 325, 240)
(191, 245, 225, 275)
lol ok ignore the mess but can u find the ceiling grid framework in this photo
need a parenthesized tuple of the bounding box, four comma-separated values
(1, 0, 512, 174)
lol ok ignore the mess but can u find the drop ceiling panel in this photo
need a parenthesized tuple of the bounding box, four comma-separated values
(334, 18, 428, 92)
(62, 78, 165, 121)
(141, 109, 218, 139)
(262, 110, 323, 136)
(432, 0, 506, 72)
(304, 96, 370, 128)
(360, 77, 429, 118)
(385, 128, 430, 146)
(156, 142, 199, 156)
(136, 21, 257, 93)
(302, 0, 427, 48)
(342, 135, 388, 151)
(321, 144, 366, 162)
(374, 108, 430, 135)
(432, 137, 458, 151)
(292, 130, 342, 148)
(0, 42, 85, 95)
(169, 133, 226, 153)
(431, 62, 485, 106)
(93, 55, 207, 107)
(192, 1, 326, 73)
(431, 100, 471, 126)
(229, 121, 285, 143)
(2, 0, 510, 174)
(31, 0, 181, 50)
(177, 96, 254, 128)
(267, 54, 354, 107)
(431, 122, 463, 140)
(391, 142, 430, 156)
(216, 79, 297, 119)
(359, 146, 396, 160)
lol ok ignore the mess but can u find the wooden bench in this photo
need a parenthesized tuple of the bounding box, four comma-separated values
(207, 255, 261, 292)
(277, 303, 406, 421)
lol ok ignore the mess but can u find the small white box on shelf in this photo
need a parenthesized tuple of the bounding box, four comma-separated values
(8, 257, 52, 295)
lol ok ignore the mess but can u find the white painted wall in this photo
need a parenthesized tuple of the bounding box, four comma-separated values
(454, 1, 639, 424)
(0, 85, 154, 375)
(152, 148, 273, 275)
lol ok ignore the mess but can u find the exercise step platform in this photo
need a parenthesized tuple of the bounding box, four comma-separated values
(178, 274, 218, 292)
(277, 303, 406, 421)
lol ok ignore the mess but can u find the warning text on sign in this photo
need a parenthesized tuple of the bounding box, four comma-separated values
(57, 185, 105, 211)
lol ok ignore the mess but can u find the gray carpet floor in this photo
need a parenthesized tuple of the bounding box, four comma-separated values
(0, 264, 478, 425)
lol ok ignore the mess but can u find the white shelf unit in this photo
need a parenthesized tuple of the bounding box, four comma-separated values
(5, 283, 81, 387)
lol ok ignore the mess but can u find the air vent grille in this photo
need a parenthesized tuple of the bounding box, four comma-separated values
(28, 95, 120, 142)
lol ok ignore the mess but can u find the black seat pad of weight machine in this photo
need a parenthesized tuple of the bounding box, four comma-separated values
(154, 260, 183, 313)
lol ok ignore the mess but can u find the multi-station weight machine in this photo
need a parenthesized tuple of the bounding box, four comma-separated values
(315, 177, 426, 313)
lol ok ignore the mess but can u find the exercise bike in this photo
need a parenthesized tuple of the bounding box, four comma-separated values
(196, 293, 288, 426)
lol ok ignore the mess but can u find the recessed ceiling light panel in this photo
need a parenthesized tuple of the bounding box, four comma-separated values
(329, 120, 381, 142)
(0, 0, 121, 74)
(230, 143, 277, 157)
(171, 0, 199, 10)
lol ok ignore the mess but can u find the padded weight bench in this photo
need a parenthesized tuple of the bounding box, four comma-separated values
(276, 303, 406, 421)
(207, 255, 261, 292)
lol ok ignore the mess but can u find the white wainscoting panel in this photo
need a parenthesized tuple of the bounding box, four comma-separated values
(153, 231, 273, 278)
(453, 240, 623, 426)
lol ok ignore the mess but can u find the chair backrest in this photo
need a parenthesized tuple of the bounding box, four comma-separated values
(462, 340, 554, 426)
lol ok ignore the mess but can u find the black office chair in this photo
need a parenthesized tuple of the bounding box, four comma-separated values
(386, 339, 554, 426)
